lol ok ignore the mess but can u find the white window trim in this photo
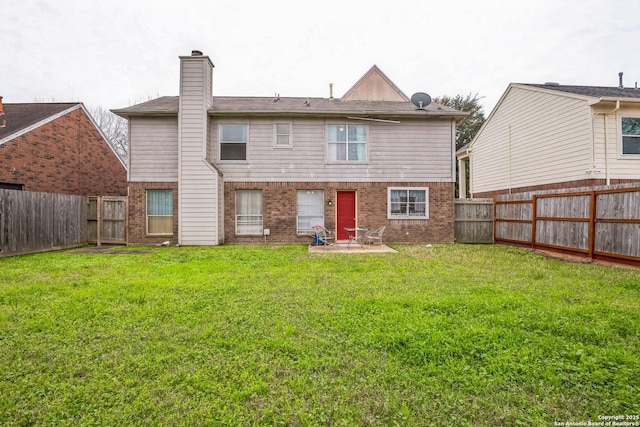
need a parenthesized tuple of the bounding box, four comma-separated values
(619, 115, 640, 158)
(326, 123, 369, 163)
(146, 189, 173, 236)
(235, 190, 263, 235)
(273, 122, 293, 148)
(219, 123, 249, 162)
(296, 189, 325, 234)
(387, 187, 429, 220)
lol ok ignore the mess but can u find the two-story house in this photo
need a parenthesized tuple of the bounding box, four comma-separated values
(113, 51, 466, 245)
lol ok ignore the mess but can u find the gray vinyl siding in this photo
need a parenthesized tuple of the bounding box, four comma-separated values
(210, 118, 454, 182)
(129, 117, 178, 182)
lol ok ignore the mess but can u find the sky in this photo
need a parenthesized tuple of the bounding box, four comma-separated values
(2, 0, 639, 115)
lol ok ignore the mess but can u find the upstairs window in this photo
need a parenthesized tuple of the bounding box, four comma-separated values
(220, 124, 247, 160)
(621, 117, 640, 155)
(274, 123, 292, 147)
(327, 124, 367, 162)
(388, 187, 429, 219)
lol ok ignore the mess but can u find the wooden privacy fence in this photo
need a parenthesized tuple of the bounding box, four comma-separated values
(87, 196, 128, 245)
(0, 191, 128, 257)
(454, 199, 494, 243)
(495, 184, 640, 266)
(0, 190, 87, 256)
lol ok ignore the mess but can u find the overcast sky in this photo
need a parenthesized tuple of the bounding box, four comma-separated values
(2, 0, 638, 115)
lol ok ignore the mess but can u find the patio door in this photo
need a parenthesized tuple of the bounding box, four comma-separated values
(336, 191, 356, 240)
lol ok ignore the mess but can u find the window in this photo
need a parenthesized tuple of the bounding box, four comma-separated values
(274, 123, 292, 147)
(388, 188, 429, 219)
(147, 190, 173, 235)
(220, 124, 247, 160)
(297, 190, 324, 233)
(236, 190, 263, 235)
(621, 117, 640, 155)
(327, 124, 367, 161)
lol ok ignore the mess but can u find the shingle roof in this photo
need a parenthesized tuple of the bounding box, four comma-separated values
(112, 96, 466, 119)
(0, 103, 80, 140)
(522, 83, 640, 99)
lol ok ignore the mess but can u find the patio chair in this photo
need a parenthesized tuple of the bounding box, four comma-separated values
(312, 225, 336, 246)
(363, 225, 386, 245)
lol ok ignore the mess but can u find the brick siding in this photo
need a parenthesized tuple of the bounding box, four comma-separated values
(0, 108, 127, 195)
(128, 182, 179, 245)
(225, 181, 454, 244)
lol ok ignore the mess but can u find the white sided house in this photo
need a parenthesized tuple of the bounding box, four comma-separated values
(458, 80, 640, 198)
(114, 51, 467, 245)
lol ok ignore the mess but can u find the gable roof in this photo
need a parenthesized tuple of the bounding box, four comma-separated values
(462, 82, 640, 157)
(0, 102, 126, 168)
(0, 103, 80, 142)
(341, 65, 410, 102)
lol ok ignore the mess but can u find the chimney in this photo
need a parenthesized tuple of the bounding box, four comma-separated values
(618, 72, 624, 89)
(329, 83, 334, 100)
(0, 96, 4, 116)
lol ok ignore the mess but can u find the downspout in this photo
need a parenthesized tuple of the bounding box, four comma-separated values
(593, 100, 620, 185)
(508, 124, 512, 193)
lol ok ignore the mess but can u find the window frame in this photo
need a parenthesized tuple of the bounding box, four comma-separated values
(146, 189, 174, 236)
(387, 187, 429, 220)
(326, 124, 368, 163)
(296, 189, 325, 234)
(620, 115, 640, 157)
(219, 123, 249, 161)
(235, 189, 263, 235)
(273, 122, 293, 148)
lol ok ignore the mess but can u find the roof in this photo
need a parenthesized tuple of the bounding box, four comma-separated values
(0, 103, 81, 140)
(519, 83, 640, 100)
(113, 96, 466, 119)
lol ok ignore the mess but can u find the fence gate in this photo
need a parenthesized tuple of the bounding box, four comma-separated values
(454, 199, 494, 243)
(88, 196, 127, 245)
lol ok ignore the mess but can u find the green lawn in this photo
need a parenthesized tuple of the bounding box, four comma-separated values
(0, 244, 638, 426)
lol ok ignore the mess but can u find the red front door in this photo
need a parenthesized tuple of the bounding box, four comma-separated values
(336, 191, 356, 240)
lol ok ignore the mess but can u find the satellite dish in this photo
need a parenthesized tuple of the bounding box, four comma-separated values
(411, 92, 431, 110)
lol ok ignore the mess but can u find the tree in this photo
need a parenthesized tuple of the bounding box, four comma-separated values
(89, 105, 128, 163)
(434, 93, 486, 198)
(434, 93, 486, 150)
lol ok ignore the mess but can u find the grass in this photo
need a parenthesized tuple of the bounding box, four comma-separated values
(0, 244, 638, 426)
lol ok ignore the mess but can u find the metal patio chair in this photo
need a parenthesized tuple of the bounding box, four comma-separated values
(363, 225, 386, 246)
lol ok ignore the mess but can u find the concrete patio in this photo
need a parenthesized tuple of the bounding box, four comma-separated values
(308, 243, 397, 253)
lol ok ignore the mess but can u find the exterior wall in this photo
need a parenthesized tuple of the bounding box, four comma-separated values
(595, 106, 640, 181)
(129, 116, 179, 182)
(178, 55, 222, 245)
(224, 181, 454, 244)
(0, 108, 127, 195)
(211, 118, 456, 183)
(128, 181, 179, 245)
(471, 86, 593, 196)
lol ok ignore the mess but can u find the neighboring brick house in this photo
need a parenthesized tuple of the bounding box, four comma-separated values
(0, 101, 127, 195)
(113, 51, 466, 245)
(457, 80, 640, 198)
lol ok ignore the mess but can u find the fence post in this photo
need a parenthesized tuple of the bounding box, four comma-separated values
(97, 196, 102, 247)
(588, 191, 596, 259)
(532, 195, 538, 250)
